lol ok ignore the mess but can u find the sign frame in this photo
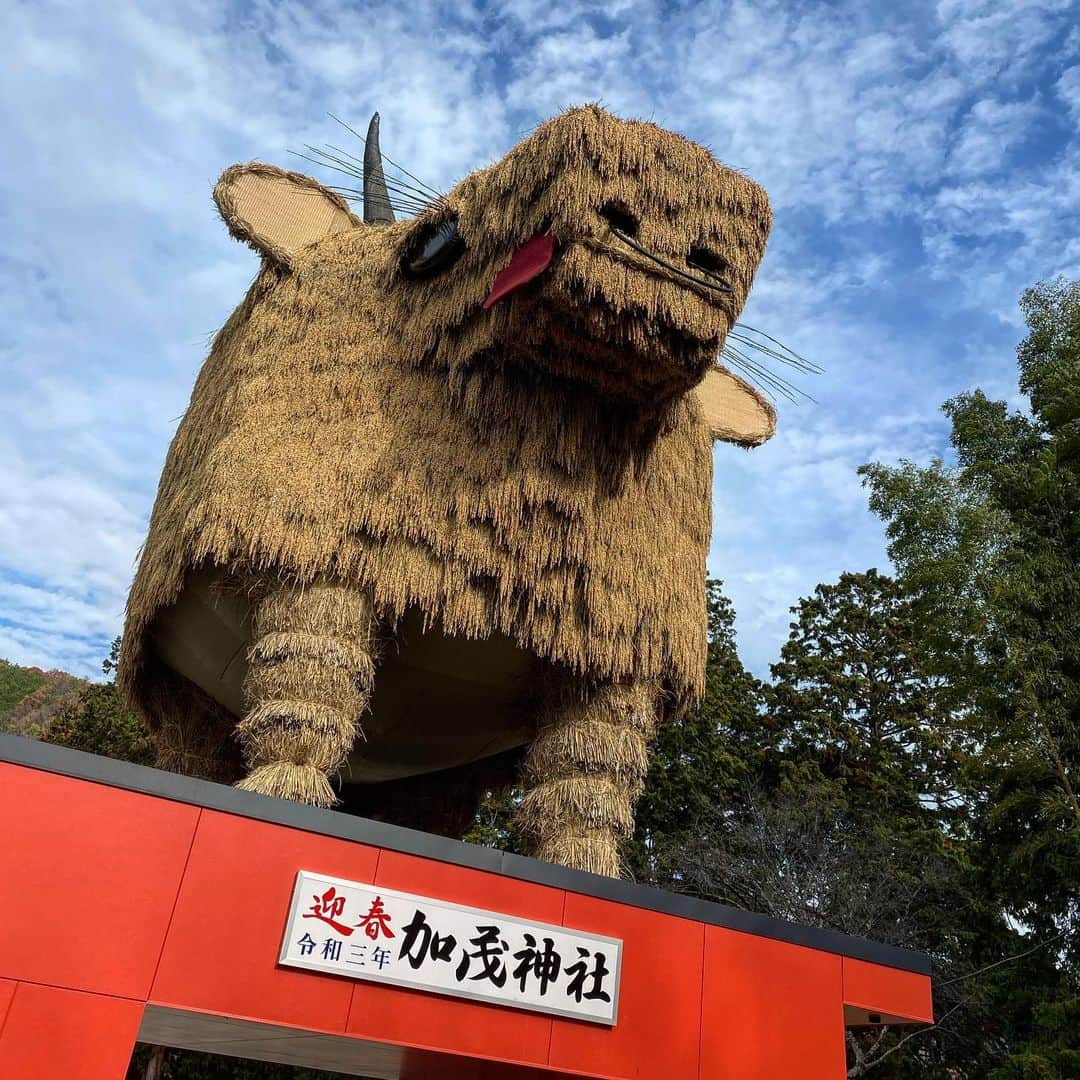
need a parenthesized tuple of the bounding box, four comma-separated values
(278, 870, 623, 1025)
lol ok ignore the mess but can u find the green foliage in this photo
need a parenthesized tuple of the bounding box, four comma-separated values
(0, 659, 85, 737)
(988, 990, 1080, 1079)
(0, 658, 46, 714)
(856, 278, 1080, 1076)
(861, 279, 1080, 949)
(464, 784, 527, 853)
(42, 638, 156, 766)
(766, 568, 960, 820)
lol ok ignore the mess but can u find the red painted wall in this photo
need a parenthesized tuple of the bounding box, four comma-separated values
(0, 760, 931, 1078)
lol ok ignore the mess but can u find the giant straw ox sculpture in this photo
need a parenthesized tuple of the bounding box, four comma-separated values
(118, 105, 776, 877)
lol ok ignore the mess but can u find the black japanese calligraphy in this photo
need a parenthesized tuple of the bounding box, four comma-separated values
(398, 909, 457, 970)
(511, 933, 562, 996)
(565, 948, 612, 1004)
(456, 925, 510, 987)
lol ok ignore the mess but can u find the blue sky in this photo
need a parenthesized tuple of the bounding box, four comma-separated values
(1, 0, 1078, 679)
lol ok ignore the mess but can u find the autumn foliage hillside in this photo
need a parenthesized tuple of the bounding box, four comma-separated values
(0, 658, 87, 737)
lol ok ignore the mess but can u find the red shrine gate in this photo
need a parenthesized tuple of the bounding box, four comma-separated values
(0, 735, 932, 1078)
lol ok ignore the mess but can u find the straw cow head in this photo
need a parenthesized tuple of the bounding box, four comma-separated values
(214, 105, 776, 445)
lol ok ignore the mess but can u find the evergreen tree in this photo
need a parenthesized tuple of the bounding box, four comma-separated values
(44, 638, 155, 765)
(861, 278, 1080, 1076)
(766, 569, 960, 824)
(862, 279, 1080, 949)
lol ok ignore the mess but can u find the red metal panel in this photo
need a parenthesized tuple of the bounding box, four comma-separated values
(345, 849, 566, 1068)
(0, 763, 200, 999)
(547, 893, 704, 1080)
(843, 958, 933, 1024)
(0, 978, 15, 1036)
(152, 809, 379, 1032)
(0, 982, 142, 1080)
(699, 927, 845, 1079)
(0, 756, 931, 1080)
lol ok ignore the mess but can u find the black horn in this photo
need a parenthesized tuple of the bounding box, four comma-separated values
(363, 112, 395, 225)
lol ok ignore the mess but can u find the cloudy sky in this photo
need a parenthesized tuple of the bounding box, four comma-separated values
(1, 0, 1078, 679)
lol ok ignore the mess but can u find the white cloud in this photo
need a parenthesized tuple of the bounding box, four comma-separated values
(946, 97, 1044, 178)
(1058, 65, 1080, 120)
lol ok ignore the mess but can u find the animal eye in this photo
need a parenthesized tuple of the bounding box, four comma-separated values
(599, 202, 640, 237)
(687, 245, 729, 279)
(402, 215, 467, 279)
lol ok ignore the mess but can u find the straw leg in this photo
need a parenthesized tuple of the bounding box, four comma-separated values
(517, 681, 658, 878)
(235, 578, 376, 808)
(152, 672, 244, 784)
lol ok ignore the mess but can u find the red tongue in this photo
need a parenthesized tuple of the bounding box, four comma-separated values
(483, 233, 555, 310)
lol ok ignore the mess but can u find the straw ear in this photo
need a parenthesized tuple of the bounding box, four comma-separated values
(694, 366, 777, 447)
(213, 163, 361, 268)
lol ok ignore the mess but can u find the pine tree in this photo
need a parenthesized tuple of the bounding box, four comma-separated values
(766, 569, 959, 824)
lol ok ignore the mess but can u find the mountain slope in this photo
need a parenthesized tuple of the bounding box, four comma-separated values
(0, 658, 88, 736)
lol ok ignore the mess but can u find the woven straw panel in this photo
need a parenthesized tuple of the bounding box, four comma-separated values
(695, 367, 776, 446)
(230, 172, 354, 257)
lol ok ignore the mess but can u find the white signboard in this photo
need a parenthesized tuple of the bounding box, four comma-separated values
(279, 870, 621, 1024)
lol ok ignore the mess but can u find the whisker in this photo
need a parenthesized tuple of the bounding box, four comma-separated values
(727, 365, 793, 404)
(297, 182, 412, 211)
(727, 334, 819, 378)
(732, 323, 824, 373)
(329, 187, 424, 215)
(328, 112, 445, 200)
(291, 151, 431, 212)
(325, 143, 440, 206)
(723, 359, 798, 405)
(722, 344, 814, 404)
(306, 145, 433, 206)
(604, 226, 818, 405)
(290, 150, 363, 183)
(723, 344, 799, 395)
(302, 145, 432, 208)
(303, 144, 364, 179)
(737, 360, 808, 404)
(610, 227, 733, 296)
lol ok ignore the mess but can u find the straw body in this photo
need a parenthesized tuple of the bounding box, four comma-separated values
(118, 106, 775, 875)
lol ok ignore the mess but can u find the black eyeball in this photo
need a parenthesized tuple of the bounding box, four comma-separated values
(599, 202, 640, 237)
(687, 245, 730, 280)
(402, 215, 467, 279)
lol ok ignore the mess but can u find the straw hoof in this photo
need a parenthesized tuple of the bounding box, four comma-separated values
(236, 761, 337, 807)
(533, 834, 621, 878)
(517, 681, 659, 878)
